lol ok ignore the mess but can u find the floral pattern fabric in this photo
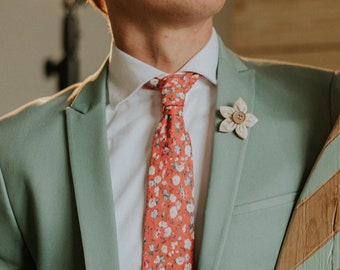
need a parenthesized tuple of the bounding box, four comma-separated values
(142, 73, 200, 270)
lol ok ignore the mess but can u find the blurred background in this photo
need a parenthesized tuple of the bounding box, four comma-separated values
(1, 0, 340, 115)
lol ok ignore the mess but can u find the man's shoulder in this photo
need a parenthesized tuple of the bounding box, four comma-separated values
(0, 83, 82, 153)
(0, 54, 109, 150)
(0, 83, 78, 126)
(239, 55, 336, 81)
(237, 54, 340, 125)
(218, 42, 336, 84)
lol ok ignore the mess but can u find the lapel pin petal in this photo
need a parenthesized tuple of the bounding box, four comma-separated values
(219, 97, 258, 140)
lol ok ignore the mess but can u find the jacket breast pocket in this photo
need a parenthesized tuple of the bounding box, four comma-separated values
(233, 192, 298, 216)
(218, 192, 298, 270)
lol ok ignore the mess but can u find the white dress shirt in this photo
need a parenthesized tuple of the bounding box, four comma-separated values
(106, 29, 218, 269)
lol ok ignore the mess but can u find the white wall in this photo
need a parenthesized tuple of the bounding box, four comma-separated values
(0, 1, 111, 115)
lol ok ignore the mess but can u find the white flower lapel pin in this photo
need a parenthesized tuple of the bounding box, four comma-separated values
(219, 98, 258, 140)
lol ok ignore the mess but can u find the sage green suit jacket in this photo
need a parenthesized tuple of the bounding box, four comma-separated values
(276, 117, 340, 270)
(0, 41, 339, 270)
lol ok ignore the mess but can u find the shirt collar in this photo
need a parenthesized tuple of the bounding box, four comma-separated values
(179, 28, 218, 85)
(107, 28, 219, 108)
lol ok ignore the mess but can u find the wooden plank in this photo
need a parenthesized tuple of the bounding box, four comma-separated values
(231, 0, 340, 49)
(276, 171, 340, 270)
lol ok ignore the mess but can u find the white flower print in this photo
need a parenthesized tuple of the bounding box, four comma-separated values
(185, 145, 191, 156)
(172, 79, 179, 85)
(219, 97, 258, 139)
(150, 175, 161, 187)
(180, 133, 188, 141)
(149, 166, 155, 175)
(170, 206, 178, 218)
(190, 217, 195, 226)
(175, 162, 184, 172)
(151, 209, 158, 219)
(177, 92, 185, 99)
(152, 152, 159, 160)
(185, 263, 192, 270)
(184, 239, 192, 249)
(159, 221, 167, 228)
(174, 145, 181, 154)
(163, 147, 169, 155)
(154, 256, 160, 263)
(162, 88, 171, 95)
(171, 241, 178, 250)
(170, 194, 177, 202)
(163, 190, 169, 201)
(161, 245, 168, 254)
(154, 176, 161, 184)
(154, 186, 160, 196)
(149, 78, 159, 87)
(172, 175, 180, 185)
(165, 227, 172, 237)
(160, 124, 166, 134)
(184, 176, 192, 186)
(175, 256, 185, 265)
(186, 203, 194, 213)
(161, 168, 166, 178)
(148, 198, 157, 208)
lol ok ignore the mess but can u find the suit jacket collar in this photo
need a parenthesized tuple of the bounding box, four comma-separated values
(66, 59, 120, 270)
(198, 39, 256, 269)
(68, 59, 109, 113)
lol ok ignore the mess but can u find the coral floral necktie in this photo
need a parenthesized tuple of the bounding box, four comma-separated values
(142, 73, 201, 270)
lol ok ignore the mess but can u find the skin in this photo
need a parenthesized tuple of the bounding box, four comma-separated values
(104, 0, 227, 73)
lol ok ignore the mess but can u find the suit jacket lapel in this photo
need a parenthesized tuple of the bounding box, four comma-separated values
(198, 42, 256, 269)
(66, 60, 120, 270)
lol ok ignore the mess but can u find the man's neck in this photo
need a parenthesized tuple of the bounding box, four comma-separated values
(109, 18, 214, 74)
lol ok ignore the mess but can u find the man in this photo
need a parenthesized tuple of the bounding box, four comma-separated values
(0, 0, 339, 269)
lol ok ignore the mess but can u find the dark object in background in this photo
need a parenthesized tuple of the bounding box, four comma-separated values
(45, 0, 85, 91)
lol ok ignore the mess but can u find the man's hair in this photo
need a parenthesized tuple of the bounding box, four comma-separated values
(88, 0, 107, 14)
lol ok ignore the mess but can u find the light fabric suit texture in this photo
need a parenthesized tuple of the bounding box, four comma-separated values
(277, 117, 340, 270)
(0, 40, 340, 270)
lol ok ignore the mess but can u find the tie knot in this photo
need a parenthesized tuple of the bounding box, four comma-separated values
(144, 72, 201, 115)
